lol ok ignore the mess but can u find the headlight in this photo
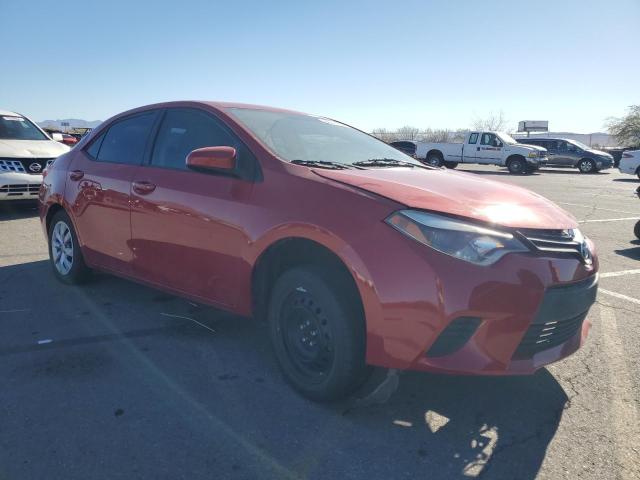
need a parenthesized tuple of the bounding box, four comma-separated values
(386, 210, 529, 266)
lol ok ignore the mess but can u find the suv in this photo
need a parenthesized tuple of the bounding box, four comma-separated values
(0, 110, 69, 201)
(40, 101, 598, 401)
(516, 137, 614, 173)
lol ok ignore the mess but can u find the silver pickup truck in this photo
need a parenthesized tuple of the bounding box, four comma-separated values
(415, 131, 548, 174)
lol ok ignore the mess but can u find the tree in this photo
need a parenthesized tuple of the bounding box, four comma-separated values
(371, 128, 394, 143)
(396, 125, 420, 141)
(472, 111, 507, 131)
(607, 105, 640, 147)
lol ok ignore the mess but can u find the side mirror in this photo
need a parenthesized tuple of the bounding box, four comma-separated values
(186, 146, 236, 172)
(51, 133, 64, 142)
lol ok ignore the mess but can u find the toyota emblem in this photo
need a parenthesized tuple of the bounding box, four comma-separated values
(29, 162, 42, 173)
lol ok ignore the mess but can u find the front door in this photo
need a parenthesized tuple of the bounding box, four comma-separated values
(476, 132, 504, 164)
(67, 111, 159, 274)
(129, 107, 257, 309)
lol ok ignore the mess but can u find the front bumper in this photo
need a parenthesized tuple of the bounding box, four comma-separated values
(0, 172, 43, 201)
(355, 221, 598, 375)
(595, 158, 613, 170)
(526, 156, 548, 167)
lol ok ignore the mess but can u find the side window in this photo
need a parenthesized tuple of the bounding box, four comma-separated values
(480, 133, 495, 146)
(95, 112, 157, 165)
(557, 141, 568, 152)
(566, 142, 578, 153)
(151, 108, 243, 170)
(86, 132, 105, 159)
(468, 133, 479, 144)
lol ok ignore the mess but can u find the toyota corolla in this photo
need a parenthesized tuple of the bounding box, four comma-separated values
(40, 101, 598, 400)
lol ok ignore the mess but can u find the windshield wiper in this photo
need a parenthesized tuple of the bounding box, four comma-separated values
(290, 159, 352, 170)
(353, 158, 419, 168)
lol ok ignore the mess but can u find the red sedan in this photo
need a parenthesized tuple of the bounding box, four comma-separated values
(40, 101, 598, 400)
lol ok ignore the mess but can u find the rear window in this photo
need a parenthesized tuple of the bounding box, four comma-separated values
(0, 115, 48, 141)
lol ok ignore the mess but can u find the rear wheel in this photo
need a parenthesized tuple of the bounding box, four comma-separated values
(507, 157, 526, 174)
(578, 158, 596, 173)
(426, 152, 444, 167)
(48, 210, 90, 284)
(268, 266, 368, 401)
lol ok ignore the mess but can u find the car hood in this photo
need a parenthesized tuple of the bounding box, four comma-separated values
(0, 139, 69, 158)
(314, 167, 577, 229)
(587, 149, 612, 159)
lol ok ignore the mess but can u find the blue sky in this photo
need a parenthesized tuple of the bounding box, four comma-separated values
(1, 0, 638, 133)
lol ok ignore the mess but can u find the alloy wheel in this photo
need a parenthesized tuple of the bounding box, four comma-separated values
(52, 221, 74, 275)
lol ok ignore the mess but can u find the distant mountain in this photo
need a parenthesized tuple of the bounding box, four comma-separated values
(38, 119, 103, 130)
(513, 131, 617, 148)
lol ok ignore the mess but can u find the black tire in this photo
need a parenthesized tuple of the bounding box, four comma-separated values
(635, 221, 640, 241)
(268, 266, 368, 401)
(443, 161, 458, 169)
(578, 158, 596, 173)
(426, 152, 444, 167)
(507, 157, 526, 174)
(48, 210, 90, 284)
(636, 167, 640, 180)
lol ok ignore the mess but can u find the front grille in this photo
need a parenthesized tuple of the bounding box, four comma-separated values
(513, 275, 597, 359)
(0, 158, 54, 174)
(0, 184, 40, 196)
(518, 228, 585, 259)
(512, 312, 586, 359)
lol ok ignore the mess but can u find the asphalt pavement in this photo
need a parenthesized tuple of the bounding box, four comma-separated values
(1, 165, 639, 480)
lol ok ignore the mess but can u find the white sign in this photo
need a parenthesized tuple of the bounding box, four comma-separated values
(518, 120, 548, 132)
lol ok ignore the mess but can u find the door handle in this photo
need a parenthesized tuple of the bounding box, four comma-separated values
(132, 181, 156, 195)
(69, 170, 84, 181)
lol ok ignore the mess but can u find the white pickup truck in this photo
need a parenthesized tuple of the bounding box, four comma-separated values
(415, 131, 548, 174)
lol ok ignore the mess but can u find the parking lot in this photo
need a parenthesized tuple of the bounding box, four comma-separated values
(1, 166, 639, 480)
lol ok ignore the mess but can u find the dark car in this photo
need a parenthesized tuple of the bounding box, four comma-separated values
(516, 137, 614, 173)
(389, 140, 417, 157)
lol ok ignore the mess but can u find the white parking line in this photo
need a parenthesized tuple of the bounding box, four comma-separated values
(599, 288, 640, 306)
(579, 217, 640, 223)
(599, 307, 640, 479)
(557, 202, 639, 215)
(600, 269, 640, 278)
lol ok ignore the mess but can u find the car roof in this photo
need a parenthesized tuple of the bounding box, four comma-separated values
(0, 109, 21, 117)
(518, 137, 573, 141)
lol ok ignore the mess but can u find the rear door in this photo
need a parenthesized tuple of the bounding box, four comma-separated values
(129, 107, 259, 308)
(67, 111, 159, 274)
(476, 132, 503, 164)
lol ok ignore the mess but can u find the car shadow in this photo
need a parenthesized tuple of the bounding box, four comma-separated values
(613, 178, 639, 183)
(1, 260, 566, 480)
(615, 245, 640, 260)
(0, 201, 39, 220)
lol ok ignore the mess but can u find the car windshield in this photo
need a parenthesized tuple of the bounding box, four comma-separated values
(227, 108, 423, 167)
(0, 115, 48, 140)
(569, 139, 590, 150)
(496, 132, 518, 145)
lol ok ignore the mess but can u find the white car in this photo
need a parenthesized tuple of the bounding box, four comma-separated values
(415, 131, 548, 174)
(0, 109, 69, 201)
(618, 150, 640, 179)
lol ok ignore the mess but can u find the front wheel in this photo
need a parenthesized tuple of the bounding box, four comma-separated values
(268, 266, 368, 401)
(48, 210, 90, 284)
(578, 159, 596, 173)
(507, 157, 526, 174)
